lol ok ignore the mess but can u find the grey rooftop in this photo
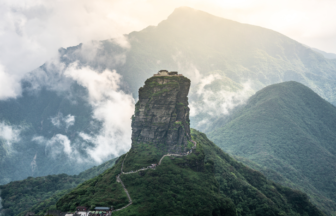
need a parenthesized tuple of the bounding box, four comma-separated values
(94, 207, 110, 210)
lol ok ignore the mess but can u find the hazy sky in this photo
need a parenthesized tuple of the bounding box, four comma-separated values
(1, 0, 336, 166)
(1, 0, 336, 99)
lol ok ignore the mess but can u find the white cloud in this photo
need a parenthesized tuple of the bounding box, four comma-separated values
(22, 57, 70, 93)
(30, 64, 134, 163)
(50, 116, 61, 128)
(70, 39, 130, 69)
(1, 0, 336, 161)
(0, 64, 22, 100)
(195, 74, 221, 96)
(64, 115, 75, 129)
(173, 54, 254, 129)
(50, 113, 75, 129)
(190, 80, 254, 118)
(0, 122, 21, 147)
(0, 0, 138, 75)
(22, 38, 129, 97)
(64, 64, 135, 162)
(0, 0, 136, 100)
(48, 134, 72, 156)
(1, 0, 336, 100)
(172, 51, 203, 89)
(33, 134, 78, 159)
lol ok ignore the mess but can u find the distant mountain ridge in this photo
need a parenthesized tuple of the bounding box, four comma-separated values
(54, 75, 323, 216)
(55, 6, 336, 131)
(208, 81, 336, 215)
(2, 6, 336, 184)
(312, 48, 336, 59)
(0, 157, 117, 216)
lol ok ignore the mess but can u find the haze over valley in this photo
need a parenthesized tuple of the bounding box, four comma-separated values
(1, 2, 336, 216)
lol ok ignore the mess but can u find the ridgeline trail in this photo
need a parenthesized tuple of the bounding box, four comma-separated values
(111, 140, 197, 214)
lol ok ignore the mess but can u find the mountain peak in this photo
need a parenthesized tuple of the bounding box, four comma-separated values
(250, 81, 333, 108)
(208, 81, 336, 214)
(168, 6, 222, 19)
(132, 72, 191, 153)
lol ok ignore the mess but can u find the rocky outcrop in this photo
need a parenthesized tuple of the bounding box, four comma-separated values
(131, 75, 191, 154)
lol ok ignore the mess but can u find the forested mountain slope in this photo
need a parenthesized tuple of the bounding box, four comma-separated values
(2, 6, 336, 184)
(208, 81, 336, 215)
(53, 75, 323, 216)
(55, 6, 336, 129)
(0, 158, 117, 216)
(55, 129, 323, 216)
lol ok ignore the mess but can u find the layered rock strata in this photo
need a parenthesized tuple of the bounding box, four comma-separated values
(131, 74, 191, 154)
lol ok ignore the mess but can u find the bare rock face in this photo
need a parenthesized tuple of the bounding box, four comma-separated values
(131, 75, 191, 154)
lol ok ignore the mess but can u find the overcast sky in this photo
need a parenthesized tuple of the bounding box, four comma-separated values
(1, 0, 336, 164)
(1, 0, 336, 100)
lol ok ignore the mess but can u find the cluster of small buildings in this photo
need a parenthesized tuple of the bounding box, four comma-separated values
(76, 207, 111, 216)
(42, 206, 112, 216)
(153, 70, 184, 76)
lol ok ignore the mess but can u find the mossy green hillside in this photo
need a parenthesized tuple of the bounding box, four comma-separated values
(207, 81, 336, 215)
(56, 156, 129, 212)
(56, 139, 236, 216)
(55, 130, 323, 216)
(112, 141, 236, 216)
(122, 142, 165, 172)
(192, 129, 323, 216)
(0, 157, 117, 216)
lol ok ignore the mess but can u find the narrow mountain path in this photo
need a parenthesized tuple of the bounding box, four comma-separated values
(111, 140, 197, 214)
(158, 153, 186, 165)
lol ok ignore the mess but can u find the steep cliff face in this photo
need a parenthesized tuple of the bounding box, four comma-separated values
(55, 129, 323, 216)
(54, 77, 324, 216)
(131, 75, 191, 154)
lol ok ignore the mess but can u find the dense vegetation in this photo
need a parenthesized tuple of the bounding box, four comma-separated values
(122, 142, 165, 172)
(194, 129, 323, 216)
(2, 6, 336, 184)
(208, 81, 336, 215)
(0, 158, 117, 216)
(55, 129, 323, 216)
(56, 156, 130, 212)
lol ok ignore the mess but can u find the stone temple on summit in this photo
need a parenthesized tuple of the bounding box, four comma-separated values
(153, 70, 184, 77)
